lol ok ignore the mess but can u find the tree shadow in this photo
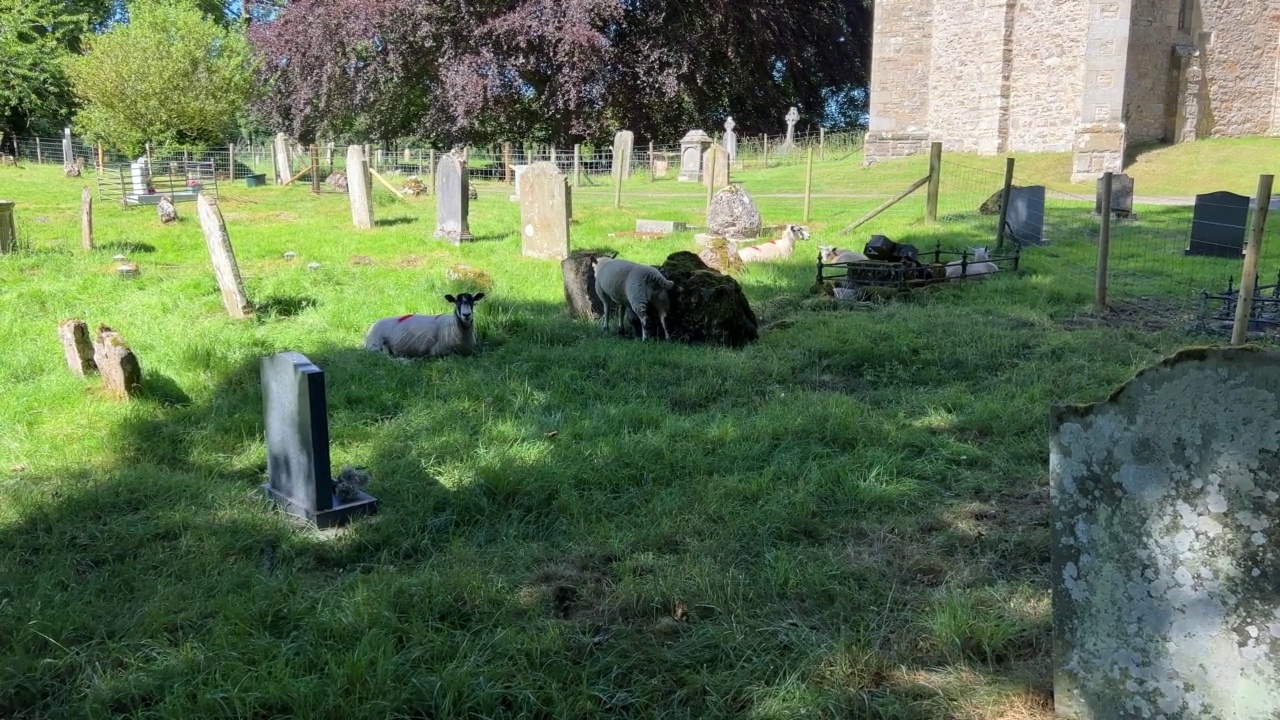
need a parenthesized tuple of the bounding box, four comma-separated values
(374, 217, 416, 228)
(100, 241, 158, 254)
(136, 371, 193, 408)
(253, 295, 319, 319)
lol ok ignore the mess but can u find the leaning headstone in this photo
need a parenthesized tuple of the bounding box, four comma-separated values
(611, 131, 635, 181)
(58, 318, 97, 376)
(706, 184, 763, 240)
(723, 117, 738, 164)
(702, 143, 729, 189)
(1006, 185, 1047, 246)
(1185, 190, 1250, 258)
(260, 351, 379, 529)
(1051, 346, 1280, 719)
(196, 193, 253, 319)
(519, 161, 570, 260)
(346, 144, 374, 229)
(0, 200, 14, 254)
(273, 132, 291, 185)
(1094, 173, 1136, 218)
(678, 130, 713, 182)
(93, 325, 142, 400)
(434, 152, 472, 244)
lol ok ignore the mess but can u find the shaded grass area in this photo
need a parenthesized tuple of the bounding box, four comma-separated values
(0, 157, 1223, 718)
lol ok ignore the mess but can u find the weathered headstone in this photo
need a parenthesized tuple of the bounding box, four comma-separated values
(1006, 185, 1048, 246)
(702, 143, 730, 189)
(636, 220, 688, 234)
(706, 184, 763, 240)
(1051, 346, 1280, 720)
(93, 325, 141, 400)
(652, 154, 670, 178)
(1185, 190, 1251, 258)
(678, 130, 713, 182)
(1094, 173, 1135, 218)
(346, 144, 374, 230)
(723, 117, 738, 164)
(434, 152, 472, 244)
(519, 161, 570, 260)
(157, 196, 178, 224)
(196, 193, 253, 318)
(0, 199, 14, 254)
(61, 127, 72, 165)
(58, 318, 96, 376)
(260, 351, 379, 529)
(612, 131, 635, 181)
(273, 132, 291, 185)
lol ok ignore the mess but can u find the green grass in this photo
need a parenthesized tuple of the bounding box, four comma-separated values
(0, 144, 1254, 718)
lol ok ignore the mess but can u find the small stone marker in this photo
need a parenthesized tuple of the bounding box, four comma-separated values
(1051, 346, 1280, 719)
(1006, 185, 1047, 246)
(519, 161, 571, 260)
(196, 192, 253, 318)
(1094, 173, 1135, 218)
(678, 130, 713, 182)
(702, 143, 729, 189)
(260, 351, 379, 529)
(636, 220, 688, 234)
(1185, 190, 1251, 258)
(93, 325, 142, 400)
(346, 144, 374, 230)
(0, 199, 14, 254)
(58, 319, 96, 376)
(723, 117, 738, 164)
(612, 131, 635, 181)
(433, 151, 472, 244)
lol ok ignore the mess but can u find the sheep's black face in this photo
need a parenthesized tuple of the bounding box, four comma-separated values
(445, 292, 485, 327)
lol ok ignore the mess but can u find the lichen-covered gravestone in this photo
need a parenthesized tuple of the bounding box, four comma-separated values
(519, 162, 570, 260)
(702, 143, 729, 190)
(706, 184, 762, 240)
(434, 152, 472, 244)
(1051, 346, 1280, 719)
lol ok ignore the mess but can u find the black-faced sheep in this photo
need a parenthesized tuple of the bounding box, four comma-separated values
(363, 292, 485, 358)
(945, 246, 999, 279)
(592, 257, 674, 341)
(738, 224, 810, 263)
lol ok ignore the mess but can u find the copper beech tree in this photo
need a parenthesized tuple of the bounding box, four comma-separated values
(245, 0, 871, 145)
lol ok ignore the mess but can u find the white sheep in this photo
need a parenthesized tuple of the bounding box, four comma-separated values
(818, 245, 869, 264)
(738, 224, 810, 263)
(945, 247, 999, 280)
(364, 292, 485, 358)
(593, 257, 674, 341)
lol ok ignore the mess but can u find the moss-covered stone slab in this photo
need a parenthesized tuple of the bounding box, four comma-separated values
(1050, 345, 1280, 719)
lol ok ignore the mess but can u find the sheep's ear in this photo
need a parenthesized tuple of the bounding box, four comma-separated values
(472, 293, 485, 303)
(444, 294, 456, 303)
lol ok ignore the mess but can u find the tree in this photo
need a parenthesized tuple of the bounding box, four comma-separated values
(65, 0, 256, 153)
(245, 0, 871, 146)
(0, 0, 91, 143)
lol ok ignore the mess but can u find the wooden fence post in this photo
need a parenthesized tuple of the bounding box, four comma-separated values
(0, 200, 14, 254)
(763, 134, 769, 168)
(995, 157, 1016, 252)
(573, 145, 581, 188)
(614, 149, 624, 209)
(803, 147, 814, 223)
(310, 145, 320, 194)
(81, 186, 93, 251)
(1231, 174, 1276, 346)
(925, 141, 942, 224)
(649, 141, 655, 182)
(1095, 172, 1113, 313)
(504, 142, 512, 183)
(347, 145, 375, 230)
(196, 193, 253, 319)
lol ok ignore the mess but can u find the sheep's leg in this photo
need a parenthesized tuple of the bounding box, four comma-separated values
(659, 312, 671, 340)
(599, 298, 611, 333)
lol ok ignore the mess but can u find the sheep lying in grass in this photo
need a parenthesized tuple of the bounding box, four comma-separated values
(364, 292, 485, 358)
(738, 224, 810, 263)
(818, 245, 869, 264)
(593, 256, 674, 341)
(945, 247, 999, 280)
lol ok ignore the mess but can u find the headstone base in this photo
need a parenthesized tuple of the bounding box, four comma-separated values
(261, 483, 379, 529)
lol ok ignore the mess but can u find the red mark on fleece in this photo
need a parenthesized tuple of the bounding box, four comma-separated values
(396, 314, 414, 323)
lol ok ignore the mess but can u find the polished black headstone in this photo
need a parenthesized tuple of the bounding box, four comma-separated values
(260, 352, 378, 528)
(1185, 190, 1250, 258)
(1006, 185, 1047, 246)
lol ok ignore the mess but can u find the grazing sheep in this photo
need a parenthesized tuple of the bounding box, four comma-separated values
(945, 247, 999, 280)
(738, 224, 810, 263)
(593, 256, 674, 341)
(818, 245, 869, 264)
(364, 292, 485, 358)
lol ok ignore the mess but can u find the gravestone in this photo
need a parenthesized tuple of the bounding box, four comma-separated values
(706, 184, 763, 240)
(612, 131, 634, 181)
(1006, 185, 1048, 246)
(652, 154, 670, 178)
(519, 161, 570, 260)
(346, 144, 374, 229)
(723, 117, 738, 164)
(702, 143, 730, 189)
(678, 130, 713, 182)
(1051, 346, 1280, 719)
(93, 325, 141, 400)
(776, 107, 800, 156)
(1094, 173, 1135, 218)
(509, 164, 530, 201)
(0, 199, 14, 254)
(1185, 190, 1250, 258)
(434, 152, 472, 244)
(260, 351, 379, 529)
(61, 128, 72, 166)
(273, 133, 291, 185)
(58, 318, 96, 376)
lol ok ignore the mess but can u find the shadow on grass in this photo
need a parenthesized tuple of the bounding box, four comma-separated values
(99, 241, 158, 254)
(254, 294, 319, 319)
(374, 217, 416, 228)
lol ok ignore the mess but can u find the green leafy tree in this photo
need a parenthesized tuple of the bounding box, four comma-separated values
(65, 0, 256, 153)
(0, 0, 90, 142)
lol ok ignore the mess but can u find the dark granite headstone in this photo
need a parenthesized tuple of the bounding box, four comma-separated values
(260, 352, 378, 528)
(1094, 173, 1135, 217)
(1185, 191, 1251, 258)
(434, 152, 472, 245)
(1007, 185, 1047, 246)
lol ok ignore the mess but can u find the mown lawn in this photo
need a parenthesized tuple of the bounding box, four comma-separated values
(0, 146, 1240, 718)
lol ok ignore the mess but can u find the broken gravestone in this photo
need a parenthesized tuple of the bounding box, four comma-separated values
(93, 325, 142, 399)
(58, 318, 96, 376)
(1051, 346, 1280, 719)
(561, 249, 616, 321)
(706, 184, 763, 240)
